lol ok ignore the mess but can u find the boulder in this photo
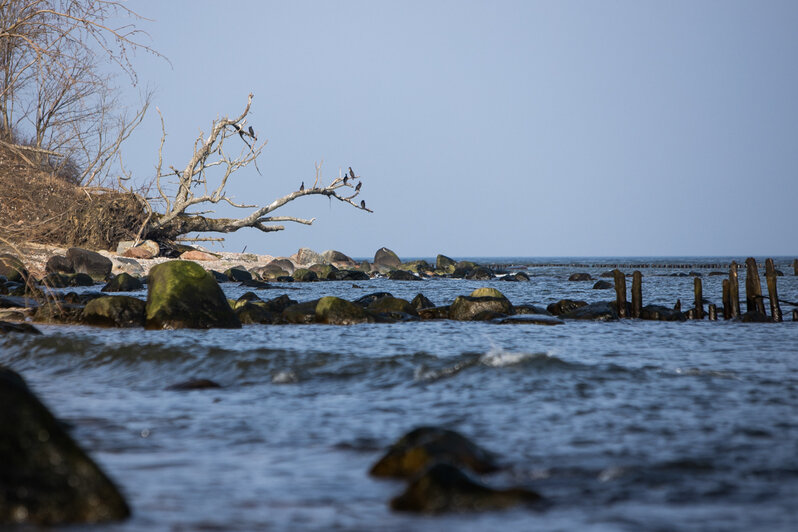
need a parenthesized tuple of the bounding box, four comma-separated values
(267, 258, 296, 275)
(599, 270, 616, 278)
(449, 289, 513, 321)
(368, 295, 418, 316)
(116, 239, 159, 258)
(65, 248, 112, 282)
(400, 260, 433, 275)
(109, 257, 144, 277)
(0, 321, 42, 335)
(353, 292, 392, 307)
(41, 273, 94, 288)
(178, 250, 217, 261)
(436, 254, 456, 273)
(390, 463, 542, 513)
(235, 302, 279, 324)
(122, 246, 154, 260)
(145, 260, 241, 329)
(252, 263, 289, 280)
(0, 253, 28, 283)
(492, 314, 564, 325)
(223, 267, 252, 283)
(45, 255, 73, 275)
(592, 280, 613, 289)
(101, 273, 143, 293)
(465, 267, 494, 280)
(568, 272, 593, 281)
(293, 268, 318, 282)
(82, 296, 146, 328)
(309, 263, 338, 279)
(388, 270, 421, 281)
(501, 272, 530, 282)
(322, 249, 355, 267)
(640, 305, 687, 322)
(411, 293, 435, 310)
(327, 269, 369, 281)
(210, 270, 230, 283)
(514, 304, 552, 316)
(419, 306, 451, 320)
(742, 310, 770, 323)
(370, 426, 499, 478)
(559, 301, 618, 321)
(315, 296, 372, 325)
(293, 248, 325, 266)
(33, 302, 86, 324)
(546, 299, 587, 316)
(281, 300, 320, 324)
(0, 366, 130, 525)
(373, 247, 401, 268)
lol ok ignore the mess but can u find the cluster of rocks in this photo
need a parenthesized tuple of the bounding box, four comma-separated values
(370, 426, 543, 513)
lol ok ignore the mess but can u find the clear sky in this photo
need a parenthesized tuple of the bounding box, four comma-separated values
(116, 1, 798, 258)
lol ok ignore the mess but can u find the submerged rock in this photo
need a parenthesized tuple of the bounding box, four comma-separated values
(166, 378, 222, 391)
(82, 296, 146, 328)
(559, 301, 618, 321)
(592, 280, 613, 289)
(145, 260, 241, 329)
(101, 273, 143, 292)
(65, 248, 112, 282)
(370, 426, 499, 478)
(568, 273, 593, 281)
(390, 463, 542, 514)
(742, 310, 770, 323)
(352, 291, 393, 308)
(640, 305, 687, 322)
(418, 306, 451, 320)
(327, 269, 370, 281)
(465, 267, 494, 280)
(546, 299, 587, 316)
(315, 296, 371, 325)
(0, 366, 130, 525)
(492, 314, 564, 325)
(514, 304, 552, 316)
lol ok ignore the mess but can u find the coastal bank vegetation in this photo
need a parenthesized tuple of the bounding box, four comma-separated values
(0, 0, 368, 253)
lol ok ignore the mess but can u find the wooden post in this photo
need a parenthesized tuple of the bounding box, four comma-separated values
(765, 258, 782, 322)
(745, 257, 765, 315)
(793, 258, 798, 276)
(613, 269, 627, 318)
(722, 279, 731, 320)
(708, 304, 717, 321)
(694, 277, 704, 319)
(686, 308, 695, 320)
(793, 309, 798, 321)
(631, 271, 642, 318)
(729, 261, 740, 319)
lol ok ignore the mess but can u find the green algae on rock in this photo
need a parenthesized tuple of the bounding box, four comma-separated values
(82, 295, 146, 327)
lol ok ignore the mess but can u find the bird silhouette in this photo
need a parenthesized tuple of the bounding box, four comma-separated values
(349, 167, 355, 179)
(343, 174, 348, 185)
(300, 182, 304, 191)
(355, 181, 362, 192)
(360, 200, 366, 209)
(248, 126, 256, 140)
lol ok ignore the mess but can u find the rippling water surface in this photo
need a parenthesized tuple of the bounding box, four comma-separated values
(2, 257, 798, 531)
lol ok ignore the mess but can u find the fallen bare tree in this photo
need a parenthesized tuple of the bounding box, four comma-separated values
(127, 94, 370, 244)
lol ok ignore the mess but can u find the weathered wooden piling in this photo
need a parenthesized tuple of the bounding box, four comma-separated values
(693, 277, 704, 319)
(793, 309, 798, 321)
(708, 304, 717, 321)
(729, 261, 740, 319)
(613, 269, 627, 318)
(745, 257, 766, 315)
(793, 258, 798, 276)
(765, 258, 782, 322)
(631, 271, 642, 318)
(722, 279, 731, 320)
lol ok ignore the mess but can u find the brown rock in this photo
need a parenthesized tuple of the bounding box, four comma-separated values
(179, 250, 217, 261)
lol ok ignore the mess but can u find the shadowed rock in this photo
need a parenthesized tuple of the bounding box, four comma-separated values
(41, 273, 94, 288)
(65, 248, 112, 282)
(370, 426, 500, 478)
(281, 300, 320, 324)
(82, 296, 146, 328)
(368, 295, 418, 316)
(411, 293, 435, 310)
(568, 273, 592, 281)
(145, 260, 241, 329)
(390, 463, 543, 514)
(514, 304, 552, 315)
(101, 273, 143, 292)
(327, 269, 369, 281)
(293, 268, 318, 282)
(223, 267, 252, 283)
(546, 299, 587, 316)
(45, 255, 73, 275)
(166, 378, 222, 391)
(0, 253, 28, 283)
(0, 366, 130, 525)
(316, 296, 372, 324)
(559, 301, 618, 321)
(640, 305, 687, 322)
(388, 270, 421, 281)
(492, 314, 564, 325)
(436, 254, 456, 274)
(419, 306, 451, 320)
(0, 321, 41, 335)
(465, 267, 494, 280)
(593, 280, 613, 289)
(374, 247, 401, 269)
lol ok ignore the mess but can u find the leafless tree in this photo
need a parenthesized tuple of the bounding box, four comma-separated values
(139, 94, 370, 243)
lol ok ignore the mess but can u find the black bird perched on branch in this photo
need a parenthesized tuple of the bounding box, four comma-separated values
(355, 181, 362, 192)
(349, 167, 355, 180)
(248, 126, 256, 140)
(360, 199, 366, 209)
(300, 181, 304, 191)
(343, 174, 348, 185)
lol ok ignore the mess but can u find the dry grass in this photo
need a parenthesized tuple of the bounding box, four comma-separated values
(0, 146, 147, 251)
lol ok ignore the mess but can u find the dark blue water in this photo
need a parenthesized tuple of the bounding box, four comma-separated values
(2, 257, 798, 531)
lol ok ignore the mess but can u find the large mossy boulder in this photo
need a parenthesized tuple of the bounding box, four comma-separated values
(315, 296, 371, 325)
(65, 248, 112, 282)
(82, 296, 146, 327)
(281, 300, 320, 324)
(309, 263, 338, 279)
(101, 273, 143, 293)
(465, 267, 494, 280)
(145, 260, 241, 329)
(390, 463, 542, 514)
(0, 366, 130, 525)
(448, 288, 513, 321)
(436, 254, 456, 273)
(0, 253, 28, 283)
(374, 247, 401, 269)
(293, 268, 318, 282)
(370, 426, 500, 478)
(368, 295, 418, 316)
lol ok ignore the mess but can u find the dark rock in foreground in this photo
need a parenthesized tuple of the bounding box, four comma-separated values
(145, 260, 241, 329)
(45, 255, 73, 275)
(41, 272, 94, 288)
(370, 426, 499, 479)
(390, 463, 542, 514)
(0, 366, 130, 525)
(742, 310, 770, 323)
(547, 299, 587, 316)
(281, 300, 320, 324)
(0, 321, 42, 335)
(559, 301, 619, 321)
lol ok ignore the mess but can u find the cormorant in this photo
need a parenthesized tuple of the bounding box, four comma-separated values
(360, 200, 366, 209)
(349, 167, 355, 179)
(343, 174, 348, 185)
(355, 181, 362, 192)
(300, 182, 304, 191)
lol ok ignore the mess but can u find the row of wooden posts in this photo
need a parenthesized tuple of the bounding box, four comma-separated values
(612, 258, 794, 322)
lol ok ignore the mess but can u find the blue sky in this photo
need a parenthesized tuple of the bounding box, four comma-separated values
(117, 1, 798, 258)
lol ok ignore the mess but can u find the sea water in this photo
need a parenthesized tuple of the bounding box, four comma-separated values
(2, 257, 797, 531)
